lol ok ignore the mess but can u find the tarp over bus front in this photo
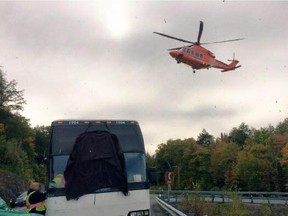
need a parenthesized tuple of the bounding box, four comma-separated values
(64, 131, 128, 200)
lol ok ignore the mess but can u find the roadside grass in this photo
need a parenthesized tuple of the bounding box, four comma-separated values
(178, 191, 288, 216)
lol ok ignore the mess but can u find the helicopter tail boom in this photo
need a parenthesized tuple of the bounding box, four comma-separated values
(221, 60, 241, 72)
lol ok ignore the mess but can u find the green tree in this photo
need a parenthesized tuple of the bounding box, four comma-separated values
(196, 129, 215, 146)
(155, 138, 197, 188)
(248, 127, 274, 146)
(2, 114, 36, 162)
(229, 123, 252, 147)
(275, 118, 288, 135)
(146, 152, 156, 168)
(34, 126, 50, 157)
(0, 69, 46, 182)
(155, 139, 189, 186)
(181, 142, 213, 190)
(211, 141, 239, 189)
(0, 68, 25, 112)
(0, 136, 32, 180)
(234, 144, 277, 191)
(4, 114, 32, 141)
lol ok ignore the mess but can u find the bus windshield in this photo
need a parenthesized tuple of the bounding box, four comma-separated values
(48, 121, 147, 192)
(49, 153, 147, 188)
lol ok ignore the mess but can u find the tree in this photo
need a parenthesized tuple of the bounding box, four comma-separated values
(229, 123, 252, 147)
(4, 114, 32, 141)
(34, 126, 50, 157)
(275, 118, 288, 135)
(0, 136, 33, 180)
(145, 152, 156, 168)
(196, 129, 215, 146)
(182, 144, 213, 190)
(248, 127, 274, 146)
(234, 144, 277, 191)
(0, 68, 26, 112)
(211, 141, 239, 189)
(155, 138, 196, 188)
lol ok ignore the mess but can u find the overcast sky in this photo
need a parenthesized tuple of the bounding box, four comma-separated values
(1, 1, 287, 154)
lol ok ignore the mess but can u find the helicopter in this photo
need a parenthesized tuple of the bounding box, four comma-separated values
(154, 21, 244, 73)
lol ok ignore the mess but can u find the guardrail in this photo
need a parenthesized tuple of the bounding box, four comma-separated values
(152, 190, 288, 216)
(152, 190, 288, 204)
(156, 196, 187, 216)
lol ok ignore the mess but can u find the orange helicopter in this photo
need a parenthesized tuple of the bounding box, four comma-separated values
(154, 21, 244, 73)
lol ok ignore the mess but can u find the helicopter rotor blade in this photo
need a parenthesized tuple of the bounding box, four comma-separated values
(153, 32, 195, 44)
(201, 38, 245, 45)
(197, 21, 204, 44)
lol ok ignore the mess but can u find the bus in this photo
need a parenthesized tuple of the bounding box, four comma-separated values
(46, 120, 153, 216)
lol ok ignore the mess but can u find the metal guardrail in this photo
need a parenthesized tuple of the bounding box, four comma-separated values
(152, 190, 288, 204)
(152, 190, 288, 216)
(156, 196, 187, 216)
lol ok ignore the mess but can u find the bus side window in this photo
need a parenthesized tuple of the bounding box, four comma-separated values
(125, 153, 146, 183)
(51, 174, 65, 188)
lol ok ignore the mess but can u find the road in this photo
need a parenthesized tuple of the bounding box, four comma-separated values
(150, 194, 171, 216)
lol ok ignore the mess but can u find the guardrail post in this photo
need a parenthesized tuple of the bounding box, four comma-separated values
(167, 184, 171, 203)
(267, 197, 270, 204)
(250, 195, 253, 204)
(212, 194, 215, 203)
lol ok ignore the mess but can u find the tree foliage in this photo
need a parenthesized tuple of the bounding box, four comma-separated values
(234, 144, 277, 191)
(152, 118, 288, 192)
(197, 129, 215, 146)
(0, 69, 48, 183)
(229, 122, 252, 147)
(0, 69, 25, 112)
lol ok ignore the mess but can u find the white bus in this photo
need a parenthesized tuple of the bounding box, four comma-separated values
(46, 120, 153, 216)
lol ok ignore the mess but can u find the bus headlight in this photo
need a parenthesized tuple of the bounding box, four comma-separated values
(128, 209, 149, 216)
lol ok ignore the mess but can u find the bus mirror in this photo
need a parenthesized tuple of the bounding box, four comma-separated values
(147, 167, 157, 185)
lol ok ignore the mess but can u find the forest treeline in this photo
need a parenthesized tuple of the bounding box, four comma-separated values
(147, 119, 288, 192)
(0, 69, 49, 183)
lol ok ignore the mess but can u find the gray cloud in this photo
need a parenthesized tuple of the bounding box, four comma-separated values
(0, 1, 287, 154)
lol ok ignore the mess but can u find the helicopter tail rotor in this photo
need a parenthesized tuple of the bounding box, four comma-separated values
(228, 52, 236, 61)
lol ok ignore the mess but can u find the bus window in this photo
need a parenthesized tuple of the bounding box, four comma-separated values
(49, 153, 147, 188)
(49, 155, 69, 188)
(125, 153, 147, 183)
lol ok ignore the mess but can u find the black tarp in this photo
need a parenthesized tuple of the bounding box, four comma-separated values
(64, 131, 128, 200)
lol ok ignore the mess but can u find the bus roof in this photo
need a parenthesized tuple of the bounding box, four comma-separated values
(51, 120, 139, 126)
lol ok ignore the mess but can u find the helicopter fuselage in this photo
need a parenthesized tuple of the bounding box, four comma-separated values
(169, 45, 240, 72)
